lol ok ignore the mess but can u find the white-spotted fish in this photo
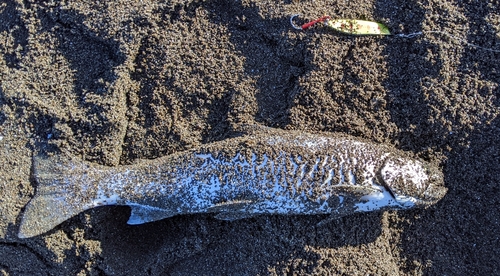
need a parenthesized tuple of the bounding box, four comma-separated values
(18, 128, 446, 238)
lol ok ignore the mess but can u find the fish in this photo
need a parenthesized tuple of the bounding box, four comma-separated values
(18, 127, 447, 238)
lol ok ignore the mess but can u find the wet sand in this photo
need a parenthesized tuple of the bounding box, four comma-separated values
(1, 0, 499, 274)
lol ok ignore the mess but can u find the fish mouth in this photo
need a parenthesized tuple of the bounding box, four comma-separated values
(422, 182, 448, 204)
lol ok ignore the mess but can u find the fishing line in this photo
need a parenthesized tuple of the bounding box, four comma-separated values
(290, 14, 500, 53)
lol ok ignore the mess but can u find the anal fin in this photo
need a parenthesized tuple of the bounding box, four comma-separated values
(127, 204, 174, 225)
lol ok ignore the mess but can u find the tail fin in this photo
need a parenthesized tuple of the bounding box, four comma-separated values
(18, 154, 92, 238)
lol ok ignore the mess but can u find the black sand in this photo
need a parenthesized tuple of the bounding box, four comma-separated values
(1, 0, 499, 274)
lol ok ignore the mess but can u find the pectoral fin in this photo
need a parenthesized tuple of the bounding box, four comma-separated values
(208, 200, 256, 221)
(127, 204, 175, 225)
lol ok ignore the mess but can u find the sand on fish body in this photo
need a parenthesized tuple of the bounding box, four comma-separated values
(18, 128, 446, 238)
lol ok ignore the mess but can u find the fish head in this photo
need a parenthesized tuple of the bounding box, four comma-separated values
(378, 156, 447, 208)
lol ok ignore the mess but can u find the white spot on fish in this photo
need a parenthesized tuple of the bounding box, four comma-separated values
(382, 159, 429, 189)
(348, 170, 356, 185)
(18, 129, 446, 239)
(323, 169, 334, 185)
(94, 188, 121, 206)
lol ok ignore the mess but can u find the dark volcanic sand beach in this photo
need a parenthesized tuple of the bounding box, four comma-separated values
(1, 0, 499, 275)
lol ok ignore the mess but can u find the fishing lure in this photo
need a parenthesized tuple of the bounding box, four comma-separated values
(290, 14, 500, 52)
(291, 14, 391, 35)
